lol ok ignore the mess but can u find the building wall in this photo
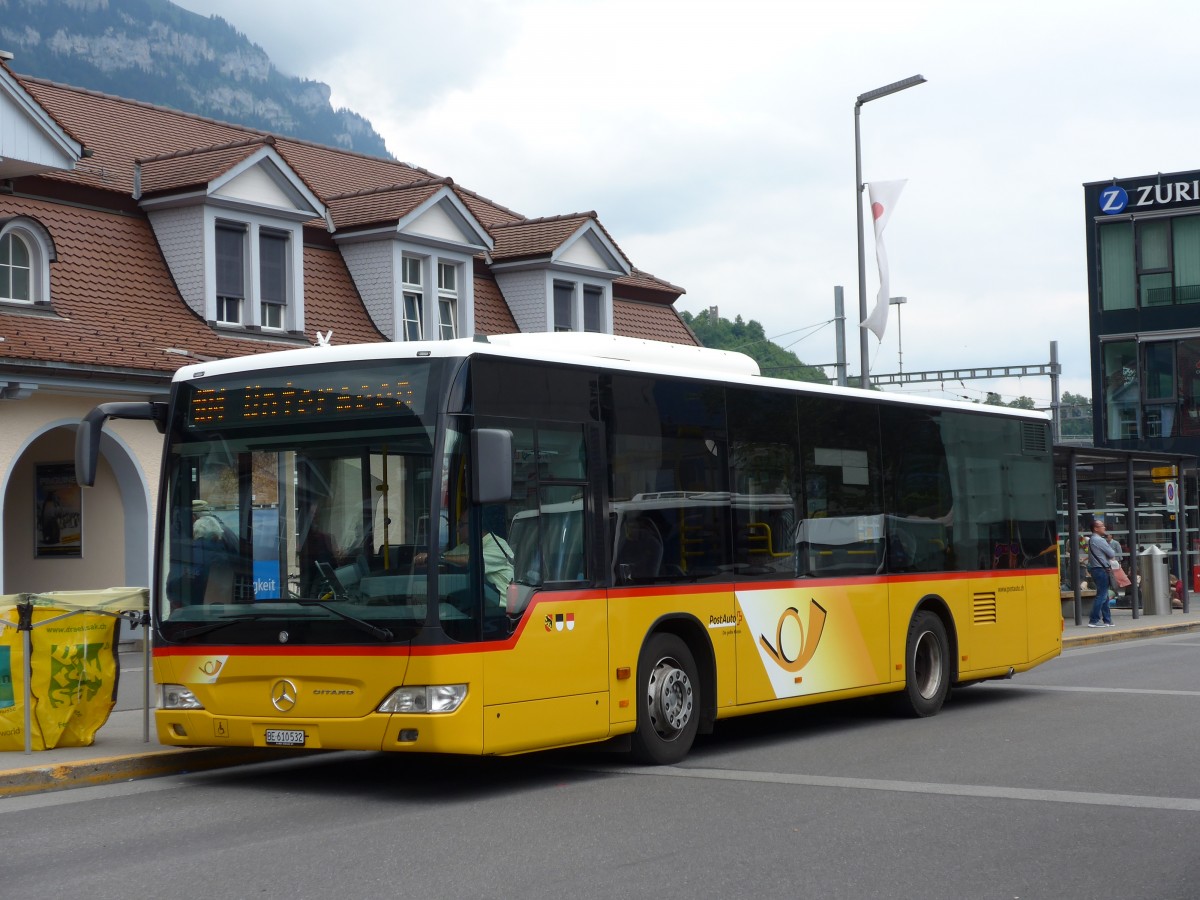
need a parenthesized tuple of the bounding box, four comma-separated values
(148, 206, 207, 319)
(495, 270, 547, 333)
(340, 240, 396, 339)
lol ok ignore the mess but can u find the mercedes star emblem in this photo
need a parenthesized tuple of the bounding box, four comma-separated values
(270, 679, 298, 712)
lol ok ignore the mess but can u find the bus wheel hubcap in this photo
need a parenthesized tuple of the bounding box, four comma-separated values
(914, 631, 942, 699)
(648, 658, 693, 738)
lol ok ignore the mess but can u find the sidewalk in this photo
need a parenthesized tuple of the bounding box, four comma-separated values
(5, 606, 1200, 798)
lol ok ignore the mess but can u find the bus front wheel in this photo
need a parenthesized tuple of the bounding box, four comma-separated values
(897, 611, 950, 718)
(631, 633, 700, 765)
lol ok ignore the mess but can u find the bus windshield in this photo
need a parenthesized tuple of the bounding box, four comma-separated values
(158, 360, 447, 645)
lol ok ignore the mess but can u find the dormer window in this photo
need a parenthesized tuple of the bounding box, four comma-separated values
(490, 215, 628, 335)
(331, 182, 488, 342)
(0, 232, 31, 302)
(138, 142, 320, 337)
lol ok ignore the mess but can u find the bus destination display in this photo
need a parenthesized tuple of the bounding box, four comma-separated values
(186, 368, 428, 429)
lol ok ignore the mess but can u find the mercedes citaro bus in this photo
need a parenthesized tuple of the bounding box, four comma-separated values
(77, 332, 1061, 764)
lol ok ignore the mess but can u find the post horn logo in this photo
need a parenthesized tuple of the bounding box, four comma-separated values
(270, 679, 298, 712)
(759, 600, 827, 673)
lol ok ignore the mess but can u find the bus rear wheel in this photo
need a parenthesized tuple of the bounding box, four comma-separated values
(897, 611, 950, 718)
(631, 633, 699, 765)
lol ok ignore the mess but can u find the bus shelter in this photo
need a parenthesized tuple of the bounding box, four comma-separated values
(1056, 446, 1197, 625)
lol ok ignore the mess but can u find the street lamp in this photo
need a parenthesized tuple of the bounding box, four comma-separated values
(889, 295, 907, 373)
(855, 74, 926, 389)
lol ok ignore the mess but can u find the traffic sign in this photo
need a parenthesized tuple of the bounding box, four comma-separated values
(1165, 480, 1178, 513)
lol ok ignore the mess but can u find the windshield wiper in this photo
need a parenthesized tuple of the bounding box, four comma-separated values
(170, 603, 394, 643)
(259, 598, 395, 642)
(171, 612, 288, 642)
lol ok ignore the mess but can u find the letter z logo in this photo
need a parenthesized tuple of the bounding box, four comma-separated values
(1099, 186, 1128, 215)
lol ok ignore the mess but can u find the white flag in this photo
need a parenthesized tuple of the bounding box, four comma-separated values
(861, 179, 907, 341)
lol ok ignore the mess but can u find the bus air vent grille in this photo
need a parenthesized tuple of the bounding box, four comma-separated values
(973, 593, 998, 624)
(1021, 422, 1048, 454)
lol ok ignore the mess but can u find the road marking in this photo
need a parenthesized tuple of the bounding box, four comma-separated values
(986, 683, 1200, 698)
(602, 765, 1200, 812)
(0, 776, 185, 814)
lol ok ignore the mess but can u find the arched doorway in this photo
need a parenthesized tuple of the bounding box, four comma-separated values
(0, 420, 151, 595)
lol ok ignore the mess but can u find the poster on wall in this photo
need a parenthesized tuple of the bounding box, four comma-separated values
(35, 462, 82, 558)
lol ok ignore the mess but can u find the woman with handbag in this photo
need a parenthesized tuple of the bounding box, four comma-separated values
(1087, 519, 1117, 627)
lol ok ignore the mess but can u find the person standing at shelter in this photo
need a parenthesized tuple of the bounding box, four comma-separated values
(1087, 518, 1117, 627)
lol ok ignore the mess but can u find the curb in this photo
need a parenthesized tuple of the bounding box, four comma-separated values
(0, 746, 309, 798)
(1063, 619, 1200, 649)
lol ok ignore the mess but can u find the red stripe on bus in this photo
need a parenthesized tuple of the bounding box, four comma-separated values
(154, 568, 1059, 659)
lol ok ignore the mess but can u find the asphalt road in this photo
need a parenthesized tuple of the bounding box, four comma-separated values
(4, 635, 1200, 900)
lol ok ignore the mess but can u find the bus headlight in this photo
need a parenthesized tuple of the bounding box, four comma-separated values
(160, 684, 204, 710)
(378, 684, 467, 714)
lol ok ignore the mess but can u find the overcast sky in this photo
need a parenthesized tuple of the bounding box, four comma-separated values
(173, 0, 1200, 406)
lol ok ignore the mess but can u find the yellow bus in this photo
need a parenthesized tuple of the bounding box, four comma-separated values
(77, 332, 1062, 764)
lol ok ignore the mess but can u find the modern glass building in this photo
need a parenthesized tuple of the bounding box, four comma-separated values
(1084, 169, 1200, 454)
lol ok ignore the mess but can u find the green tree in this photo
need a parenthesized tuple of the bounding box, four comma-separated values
(680, 311, 829, 384)
(1059, 391, 1093, 438)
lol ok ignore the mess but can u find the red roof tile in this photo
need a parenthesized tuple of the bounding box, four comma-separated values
(137, 138, 273, 197)
(325, 179, 450, 231)
(490, 213, 594, 260)
(472, 268, 519, 335)
(613, 299, 698, 345)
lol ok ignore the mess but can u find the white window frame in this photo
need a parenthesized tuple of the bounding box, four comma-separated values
(0, 232, 33, 304)
(0, 218, 53, 307)
(549, 276, 611, 334)
(390, 243, 474, 341)
(206, 209, 302, 332)
(215, 221, 246, 325)
(258, 228, 290, 331)
(401, 254, 424, 341)
(438, 261, 458, 340)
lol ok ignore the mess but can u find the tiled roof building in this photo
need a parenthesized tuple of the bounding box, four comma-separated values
(0, 62, 697, 595)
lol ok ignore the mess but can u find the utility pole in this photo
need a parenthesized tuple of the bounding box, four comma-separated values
(833, 286, 847, 387)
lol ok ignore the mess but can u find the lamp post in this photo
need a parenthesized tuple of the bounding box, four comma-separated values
(889, 295, 907, 373)
(855, 74, 926, 389)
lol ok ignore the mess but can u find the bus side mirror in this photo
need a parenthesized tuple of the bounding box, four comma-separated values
(76, 401, 168, 487)
(472, 428, 513, 504)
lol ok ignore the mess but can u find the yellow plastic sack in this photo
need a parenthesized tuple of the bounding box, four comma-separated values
(0, 602, 32, 751)
(29, 607, 118, 748)
(0, 601, 119, 751)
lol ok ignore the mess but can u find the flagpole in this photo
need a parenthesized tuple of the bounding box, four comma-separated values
(854, 75, 926, 390)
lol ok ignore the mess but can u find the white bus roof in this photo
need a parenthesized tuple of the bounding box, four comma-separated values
(172, 333, 1048, 422)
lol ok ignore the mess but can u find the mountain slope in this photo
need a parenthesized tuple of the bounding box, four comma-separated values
(0, 0, 391, 158)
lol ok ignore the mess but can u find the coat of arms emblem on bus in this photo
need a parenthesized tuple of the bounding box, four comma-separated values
(758, 600, 827, 673)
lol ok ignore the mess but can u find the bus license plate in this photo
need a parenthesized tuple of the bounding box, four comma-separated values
(265, 729, 306, 746)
